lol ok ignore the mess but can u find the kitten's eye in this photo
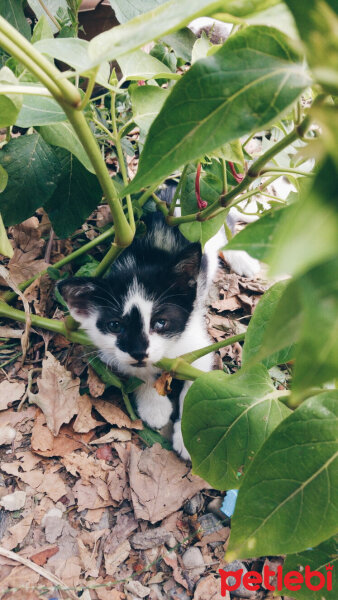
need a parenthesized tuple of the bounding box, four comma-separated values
(154, 319, 167, 332)
(107, 320, 122, 334)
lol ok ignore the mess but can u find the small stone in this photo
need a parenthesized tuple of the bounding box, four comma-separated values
(183, 493, 203, 515)
(182, 546, 205, 578)
(125, 581, 150, 598)
(198, 513, 223, 536)
(222, 560, 256, 597)
(165, 534, 177, 549)
(207, 496, 226, 520)
(0, 490, 26, 511)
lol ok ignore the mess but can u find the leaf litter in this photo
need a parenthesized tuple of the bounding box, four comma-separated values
(0, 204, 273, 600)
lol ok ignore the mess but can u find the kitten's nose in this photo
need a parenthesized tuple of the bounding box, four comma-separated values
(130, 350, 148, 363)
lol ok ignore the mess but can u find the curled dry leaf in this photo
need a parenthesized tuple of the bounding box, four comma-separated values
(2, 514, 34, 550)
(30, 546, 59, 566)
(73, 394, 104, 433)
(31, 412, 93, 457)
(193, 574, 229, 599)
(87, 365, 106, 398)
(0, 381, 26, 411)
(104, 539, 131, 577)
(94, 398, 143, 430)
(5, 217, 48, 286)
(28, 352, 81, 436)
(89, 428, 132, 444)
(154, 371, 172, 396)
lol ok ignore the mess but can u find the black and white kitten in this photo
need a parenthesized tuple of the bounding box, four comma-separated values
(58, 209, 259, 459)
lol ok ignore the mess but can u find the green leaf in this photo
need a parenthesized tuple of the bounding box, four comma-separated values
(89, 0, 277, 66)
(124, 25, 310, 194)
(0, 164, 7, 193)
(0, 66, 23, 128)
(284, 0, 338, 94)
(44, 148, 101, 238)
(281, 536, 337, 600)
(182, 364, 290, 489)
(162, 28, 196, 62)
(0, 133, 61, 226)
(74, 256, 99, 277)
(191, 32, 212, 63)
(27, 0, 68, 34)
(37, 122, 94, 173)
(179, 162, 227, 246)
(247, 2, 299, 38)
(227, 391, 338, 559)
(130, 85, 170, 136)
(210, 139, 244, 166)
(16, 93, 67, 127)
(255, 256, 338, 392)
(31, 15, 54, 43)
(138, 426, 172, 450)
(109, 0, 166, 23)
(34, 38, 110, 87)
(0, 0, 31, 38)
(226, 205, 291, 261)
(118, 49, 180, 82)
(0, 212, 13, 258)
(242, 280, 294, 369)
(268, 158, 338, 277)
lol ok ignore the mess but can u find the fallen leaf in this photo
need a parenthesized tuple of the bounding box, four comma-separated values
(87, 365, 106, 398)
(2, 514, 33, 550)
(73, 394, 104, 433)
(94, 398, 143, 430)
(104, 540, 131, 576)
(193, 574, 229, 599)
(0, 381, 26, 411)
(162, 549, 189, 590)
(129, 443, 210, 523)
(0, 406, 36, 429)
(89, 428, 132, 444)
(37, 471, 68, 502)
(96, 444, 114, 461)
(107, 462, 129, 503)
(61, 451, 110, 483)
(78, 538, 99, 578)
(30, 546, 59, 566)
(31, 410, 93, 456)
(154, 372, 172, 396)
(104, 513, 138, 555)
(0, 491, 26, 511)
(28, 352, 81, 436)
(0, 424, 16, 445)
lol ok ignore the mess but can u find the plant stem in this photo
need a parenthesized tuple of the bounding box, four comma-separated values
(221, 158, 227, 195)
(111, 92, 135, 232)
(152, 193, 169, 216)
(37, 0, 62, 31)
(1, 226, 116, 304)
(168, 165, 188, 216)
(0, 85, 52, 96)
(259, 167, 313, 177)
(94, 243, 123, 277)
(138, 183, 161, 208)
(0, 301, 90, 345)
(180, 333, 246, 364)
(80, 68, 98, 109)
(155, 357, 204, 381)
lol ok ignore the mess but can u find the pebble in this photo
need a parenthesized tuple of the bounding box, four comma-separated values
(222, 560, 255, 597)
(182, 547, 205, 578)
(183, 492, 203, 515)
(131, 528, 172, 549)
(125, 580, 150, 598)
(198, 512, 223, 536)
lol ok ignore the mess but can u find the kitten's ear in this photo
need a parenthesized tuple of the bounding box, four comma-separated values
(57, 278, 100, 322)
(172, 243, 202, 288)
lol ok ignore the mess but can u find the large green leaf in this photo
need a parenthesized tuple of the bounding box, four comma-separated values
(227, 392, 338, 559)
(182, 365, 290, 489)
(130, 85, 169, 135)
(118, 49, 180, 82)
(0, 134, 61, 226)
(89, 0, 280, 65)
(31, 15, 54, 43)
(268, 158, 338, 277)
(242, 280, 294, 368)
(124, 25, 310, 194)
(16, 93, 67, 127)
(27, 1, 68, 34)
(281, 536, 337, 600)
(226, 205, 291, 261)
(254, 257, 338, 392)
(0, 0, 31, 38)
(109, 0, 166, 23)
(284, 0, 338, 94)
(44, 148, 101, 238)
(179, 161, 227, 246)
(0, 66, 23, 128)
(162, 28, 196, 62)
(37, 122, 94, 173)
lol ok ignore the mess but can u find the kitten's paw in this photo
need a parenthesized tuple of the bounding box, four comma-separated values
(222, 250, 261, 278)
(137, 394, 172, 429)
(172, 420, 191, 461)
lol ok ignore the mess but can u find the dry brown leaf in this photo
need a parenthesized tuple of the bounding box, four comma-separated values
(0, 565, 40, 595)
(2, 514, 34, 550)
(1, 217, 48, 286)
(73, 394, 104, 433)
(55, 555, 82, 588)
(90, 428, 132, 444)
(73, 479, 116, 511)
(129, 443, 210, 523)
(84, 507, 105, 524)
(31, 411, 93, 457)
(104, 540, 131, 576)
(211, 295, 242, 312)
(94, 398, 143, 430)
(15, 451, 41, 472)
(77, 538, 99, 578)
(87, 366, 106, 398)
(96, 581, 125, 600)
(154, 372, 172, 396)
(104, 513, 138, 555)
(0, 381, 26, 411)
(195, 527, 230, 547)
(30, 546, 59, 566)
(36, 471, 68, 502)
(0, 405, 36, 429)
(107, 463, 129, 503)
(162, 549, 189, 590)
(28, 352, 81, 436)
(61, 451, 110, 483)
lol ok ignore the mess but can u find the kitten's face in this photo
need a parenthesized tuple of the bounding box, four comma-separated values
(58, 243, 202, 378)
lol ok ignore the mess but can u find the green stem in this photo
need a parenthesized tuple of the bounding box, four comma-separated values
(152, 193, 169, 217)
(221, 157, 227, 195)
(122, 391, 138, 421)
(168, 165, 188, 216)
(0, 85, 52, 96)
(155, 357, 204, 381)
(1, 226, 116, 303)
(111, 92, 135, 232)
(94, 243, 124, 277)
(260, 167, 313, 177)
(180, 333, 245, 364)
(79, 68, 98, 109)
(138, 183, 161, 208)
(37, 0, 61, 31)
(0, 301, 90, 345)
